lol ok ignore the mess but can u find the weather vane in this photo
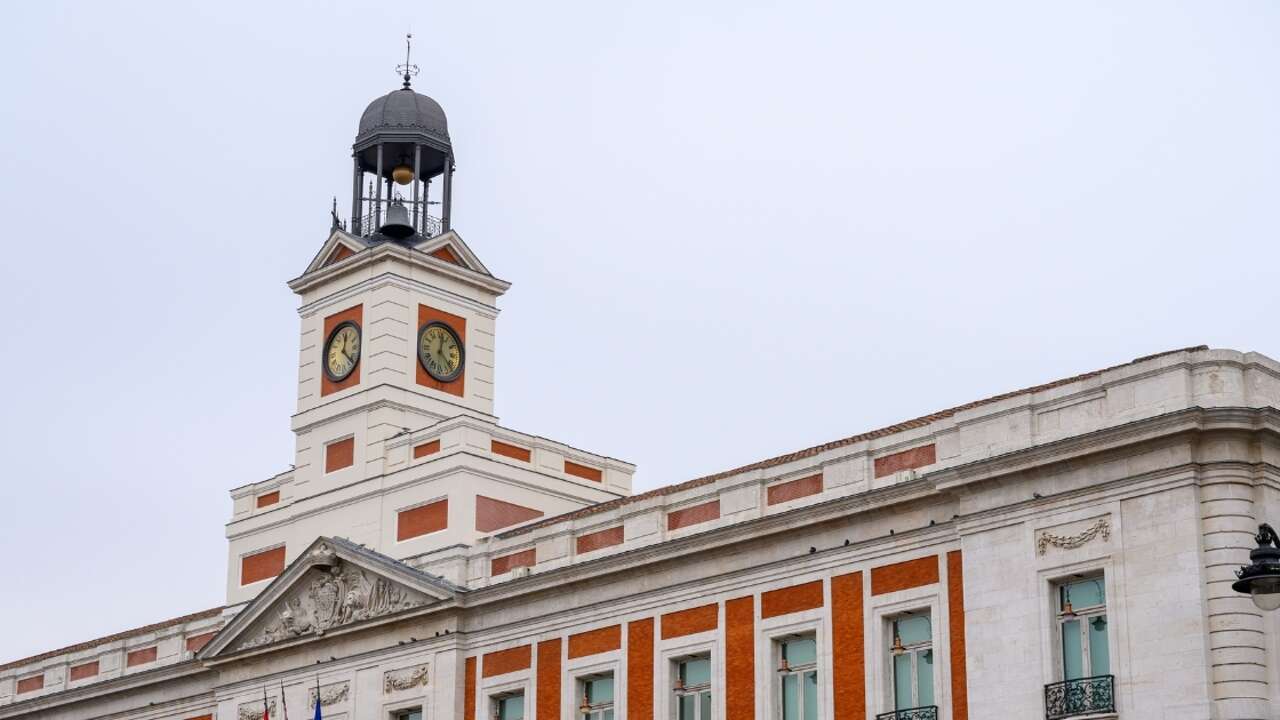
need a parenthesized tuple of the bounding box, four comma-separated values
(396, 33, 419, 89)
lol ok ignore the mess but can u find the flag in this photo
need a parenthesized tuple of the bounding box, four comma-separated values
(263, 687, 270, 720)
(313, 675, 323, 720)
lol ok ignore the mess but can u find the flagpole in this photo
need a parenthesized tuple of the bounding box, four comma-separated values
(263, 686, 269, 720)
(314, 672, 323, 720)
(280, 679, 290, 720)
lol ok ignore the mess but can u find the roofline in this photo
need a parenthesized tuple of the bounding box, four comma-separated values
(500, 345, 1211, 537)
(0, 606, 224, 671)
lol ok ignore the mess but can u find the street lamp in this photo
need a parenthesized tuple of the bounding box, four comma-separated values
(1233, 524, 1280, 611)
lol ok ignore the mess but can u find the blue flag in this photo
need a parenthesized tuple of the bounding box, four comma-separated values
(313, 691, 322, 720)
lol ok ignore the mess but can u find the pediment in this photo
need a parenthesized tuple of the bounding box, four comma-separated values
(200, 537, 460, 660)
(303, 230, 365, 275)
(413, 230, 491, 276)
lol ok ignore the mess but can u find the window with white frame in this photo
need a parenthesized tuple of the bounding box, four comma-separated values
(492, 691, 524, 720)
(673, 654, 712, 720)
(394, 709, 422, 720)
(578, 673, 614, 720)
(1056, 575, 1110, 680)
(888, 613, 934, 711)
(776, 635, 818, 720)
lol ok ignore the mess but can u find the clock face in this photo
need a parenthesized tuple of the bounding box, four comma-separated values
(418, 321, 464, 382)
(324, 321, 362, 382)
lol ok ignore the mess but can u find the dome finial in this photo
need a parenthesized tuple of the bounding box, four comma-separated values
(396, 33, 419, 90)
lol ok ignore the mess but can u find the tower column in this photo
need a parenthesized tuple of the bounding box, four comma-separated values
(441, 154, 453, 233)
(374, 144, 384, 228)
(350, 154, 362, 234)
(412, 144, 422, 229)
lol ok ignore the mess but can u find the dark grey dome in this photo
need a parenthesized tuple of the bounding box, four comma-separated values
(357, 88, 449, 140)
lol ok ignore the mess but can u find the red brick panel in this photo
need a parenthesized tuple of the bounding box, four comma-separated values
(416, 304, 467, 397)
(766, 474, 823, 505)
(186, 715, 214, 720)
(870, 555, 940, 595)
(324, 244, 355, 266)
(568, 625, 621, 659)
(725, 596, 755, 720)
(397, 499, 449, 541)
(831, 572, 864, 720)
(320, 304, 362, 397)
(491, 548, 536, 576)
(464, 656, 476, 720)
(667, 500, 720, 531)
(241, 546, 286, 585)
(255, 491, 280, 508)
(873, 443, 937, 478)
(476, 495, 545, 532)
(576, 526, 624, 554)
(413, 439, 441, 458)
(491, 440, 532, 462)
(536, 639, 561, 720)
(628, 618, 655, 720)
(948, 550, 970, 720)
(69, 661, 99, 681)
(126, 646, 157, 667)
(185, 632, 216, 653)
(761, 580, 825, 618)
(483, 645, 532, 678)
(661, 604, 719, 639)
(325, 437, 355, 473)
(431, 246, 461, 265)
(564, 460, 603, 482)
(16, 674, 43, 694)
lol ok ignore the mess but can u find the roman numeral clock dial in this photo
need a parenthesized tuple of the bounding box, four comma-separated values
(418, 321, 464, 382)
(323, 321, 361, 382)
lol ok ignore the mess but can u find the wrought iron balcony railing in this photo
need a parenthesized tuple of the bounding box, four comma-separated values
(1044, 674, 1115, 719)
(876, 706, 938, 720)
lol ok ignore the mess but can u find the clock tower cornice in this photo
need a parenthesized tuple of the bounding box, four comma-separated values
(295, 272, 503, 322)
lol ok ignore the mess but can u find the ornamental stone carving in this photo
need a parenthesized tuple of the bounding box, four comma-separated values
(308, 682, 350, 707)
(238, 698, 276, 720)
(234, 559, 429, 651)
(384, 664, 429, 693)
(1038, 517, 1111, 556)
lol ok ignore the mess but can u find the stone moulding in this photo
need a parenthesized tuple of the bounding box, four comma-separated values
(238, 698, 276, 720)
(1038, 517, 1111, 556)
(383, 664, 429, 693)
(308, 682, 350, 707)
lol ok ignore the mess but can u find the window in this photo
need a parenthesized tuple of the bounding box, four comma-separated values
(777, 635, 818, 720)
(1057, 576, 1109, 680)
(673, 655, 712, 720)
(578, 674, 614, 720)
(492, 692, 524, 720)
(394, 710, 422, 720)
(888, 614, 933, 711)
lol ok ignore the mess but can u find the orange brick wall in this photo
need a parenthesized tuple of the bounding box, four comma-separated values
(476, 495, 544, 533)
(725, 596, 755, 720)
(325, 437, 355, 473)
(185, 632, 216, 653)
(483, 645, 532, 677)
(491, 439, 532, 462)
(873, 443, 937, 478)
(628, 618, 654, 720)
(870, 555, 940, 595)
(241, 546, 286, 585)
(576, 526, 624, 554)
(126, 646, 156, 667)
(667, 500, 720, 531)
(564, 460, 603, 482)
(661, 603, 719, 639)
(568, 625, 621, 659)
(766, 474, 823, 505)
(68, 660, 98, 681)
(464, 656, 476, 720)
(536, 639, 561, 720)
(416, 304, 467, 397)
(831, 572, 865, 719)
(761, 580, 825, 618)
(16, 674, 43, 694)
(320, 305, 362, 397)
(255, 491, 279, 508)
(948, 550, 970, 720)
(397, 499, 449, 541)
(413, 439, 441, 458)
(491, 548, 536, 576)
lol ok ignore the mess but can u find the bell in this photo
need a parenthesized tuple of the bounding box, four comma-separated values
(380, 201, 415, 239)
(392, 164, 415, 185)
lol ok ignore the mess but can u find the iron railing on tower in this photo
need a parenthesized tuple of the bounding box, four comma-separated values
(354, 211, 442, 239)
(875, 706, 938, 720)
(1043, 675, 1114, 719)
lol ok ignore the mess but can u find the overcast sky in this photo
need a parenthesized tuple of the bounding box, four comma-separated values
(2, 1, 1277, 663)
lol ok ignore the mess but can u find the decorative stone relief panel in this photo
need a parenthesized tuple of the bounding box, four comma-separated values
(233, 547, 432, 651)
(238, 698, 276, 720)
(1037, 516, 1112, 556)
(384, 664, 429, 694)
(308, 682, 349, 708)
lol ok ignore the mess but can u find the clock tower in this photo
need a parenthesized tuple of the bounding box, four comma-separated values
(222, 50, 634, 608)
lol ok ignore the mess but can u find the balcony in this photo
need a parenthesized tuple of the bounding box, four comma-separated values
(876, 707, 937, 720)
(1044, 675, 1115, 719)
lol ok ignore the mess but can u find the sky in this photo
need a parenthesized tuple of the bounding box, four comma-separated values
(1, 1, 1277, 663)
